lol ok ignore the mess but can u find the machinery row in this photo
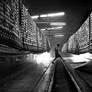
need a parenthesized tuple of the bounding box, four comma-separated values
(0, 0, 50, 53)
(62, 11, 92, 54)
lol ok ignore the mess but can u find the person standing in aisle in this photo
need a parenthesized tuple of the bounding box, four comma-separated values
(53, 44, 63, 62)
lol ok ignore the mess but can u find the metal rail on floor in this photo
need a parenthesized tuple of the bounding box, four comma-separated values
(60, 57, 82, 92)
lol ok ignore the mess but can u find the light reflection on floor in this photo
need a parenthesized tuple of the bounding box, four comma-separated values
(26, 52, 54, 67)
(34, 52, 54, 66)
(63, 53, 92, 63)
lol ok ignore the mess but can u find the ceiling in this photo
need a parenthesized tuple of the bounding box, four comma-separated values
(23, 0, 92, 48)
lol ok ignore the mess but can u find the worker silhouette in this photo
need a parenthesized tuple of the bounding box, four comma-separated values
(53, 44, 63, 61)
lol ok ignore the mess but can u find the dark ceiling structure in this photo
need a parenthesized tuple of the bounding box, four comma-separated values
(23, 0, 92, 48)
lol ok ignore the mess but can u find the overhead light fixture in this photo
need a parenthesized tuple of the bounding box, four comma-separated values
(48, 12, 65, 17)
(40, 14, 48, 18)
(52, 26, 63, 30)
(50, 22, 66, 26)
(54, 34, 64, 37)
(31, 15, 39, 19)
(48, 26, 63, 30)
(41, 26, 63, 31)
(40, 12, 65, 18)
(41, 29, 46, 31)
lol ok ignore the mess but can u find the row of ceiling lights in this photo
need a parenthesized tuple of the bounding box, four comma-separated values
(31, 12, 66, 37)
(31, 12, 65, 19)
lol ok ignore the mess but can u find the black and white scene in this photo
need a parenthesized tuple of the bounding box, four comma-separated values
(0, 0, 92, 92)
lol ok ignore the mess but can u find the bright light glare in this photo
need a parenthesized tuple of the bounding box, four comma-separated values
(54, 34, 64, 37)
(50, 22, 66, 26)
(64, 53, 92, 62)
(48, 12, 65, 17)
(40, 12, 65, 18)
(49, 27, 63, 30)
(31, 15, 39, 19)
(40, 14, 48, 18)
(34, 52, 54, 66)
(41, 27, 63, 31)
(41, 29, 46, 31)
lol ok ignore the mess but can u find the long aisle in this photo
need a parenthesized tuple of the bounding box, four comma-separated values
(51, 58, 78, 92)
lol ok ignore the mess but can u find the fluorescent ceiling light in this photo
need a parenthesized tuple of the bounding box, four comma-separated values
(40, 14, 48, 18)
(41, 26, 63, 31)
(31, 15, 39, 19)
(48, 27, 63, 30)
(50, 22, 66, 26)
(41, 29, 46, 31)
(40, 12, 65, 18)
(48, 12, 65, 17)
(54, 34, 64, 37)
